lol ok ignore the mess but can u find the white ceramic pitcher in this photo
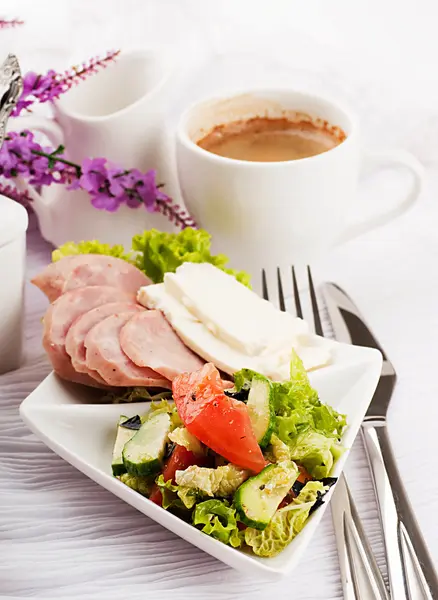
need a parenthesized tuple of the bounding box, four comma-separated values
(10, 49, 181, 249)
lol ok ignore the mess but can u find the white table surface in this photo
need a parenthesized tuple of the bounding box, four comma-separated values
(1, 2, 438, 599)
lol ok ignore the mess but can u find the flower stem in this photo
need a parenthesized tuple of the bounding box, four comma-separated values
(31, 150, 81, 176)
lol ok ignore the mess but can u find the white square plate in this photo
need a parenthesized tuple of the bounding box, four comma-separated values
(20, 340, 381, 580)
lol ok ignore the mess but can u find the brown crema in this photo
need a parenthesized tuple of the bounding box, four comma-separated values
(197, 116, 346, 162)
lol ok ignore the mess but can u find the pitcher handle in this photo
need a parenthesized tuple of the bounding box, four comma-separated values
(8, 115, 65, 207)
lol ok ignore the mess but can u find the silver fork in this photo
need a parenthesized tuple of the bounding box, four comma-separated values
(262, 266, 388, 600)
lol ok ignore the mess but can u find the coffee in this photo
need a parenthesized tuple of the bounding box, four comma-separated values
(197, 116, 345, 162)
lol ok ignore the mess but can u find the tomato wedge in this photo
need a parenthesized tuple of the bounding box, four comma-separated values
(173, 363, 266, 473)
(149, 445, 208, 506)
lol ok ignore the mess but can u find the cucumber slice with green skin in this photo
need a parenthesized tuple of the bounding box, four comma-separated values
(246, 375, 274, 448)
(112, 416, 138, 476)
(234, 461, 299, 530)
(123, 412, 171, 477)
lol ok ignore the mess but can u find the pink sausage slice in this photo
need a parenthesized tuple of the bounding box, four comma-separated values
(43, 286, 134, 385)
(32, 254, 150, 302)
(31, 256, 78, 303)
(66, 301, 144, 374)
(84, 312, 171, 388)
(63, 256, 150, 295)
(120, 310, 204, 381)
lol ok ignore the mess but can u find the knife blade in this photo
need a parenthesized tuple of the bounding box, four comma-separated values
(323, 282, 396, 421)
(322, 281, 438, 600)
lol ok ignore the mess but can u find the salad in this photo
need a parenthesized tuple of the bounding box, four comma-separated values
(112, 355, 345, 558)
(42, 226, 346, 557)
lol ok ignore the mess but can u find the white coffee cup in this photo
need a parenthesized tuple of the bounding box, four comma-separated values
(10, 49, 181, 249)
(176, 89, 424, 277)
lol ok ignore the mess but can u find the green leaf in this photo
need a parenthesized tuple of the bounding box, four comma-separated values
(244, 481, 325, 557)
(155, 475, 198, 510)
(286, 430, 344, 479)
(193, 499, 242, 546)
(100, 387, 172, 405)
(233, 354, 346, 477)
(232, 368, 261, 393)
(175, 464, 249, 497)
(147, 399, 182, 430)
(131, 228, 251, 286)
(52, 240, 134, 263)
(118, 472, 153, 496)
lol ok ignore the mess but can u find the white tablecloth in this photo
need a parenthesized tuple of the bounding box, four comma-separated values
(1, 2, 438, 599)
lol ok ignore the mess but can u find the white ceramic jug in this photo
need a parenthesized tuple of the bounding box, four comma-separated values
(10, 49, 182, 249)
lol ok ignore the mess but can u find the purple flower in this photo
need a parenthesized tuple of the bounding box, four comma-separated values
(134, 169, 159, 212)
(91, 193, 122, 212)
(12, 52, 121, 116)
(79, 157, 108, 192)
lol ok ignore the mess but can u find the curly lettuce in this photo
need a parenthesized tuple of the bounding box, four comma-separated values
(52, 240, 134, 263)
(233, 354, 346, 477)
(52, 229, 251, 287)
(193, 499, 242, 547)
(131, 228, 251, 286)
(244, 481, 325, 557)
(175, 464, 249, 497)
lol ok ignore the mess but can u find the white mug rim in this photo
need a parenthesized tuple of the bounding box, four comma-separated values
(177, 88, 357, 167)
(54, 49, 173, 123)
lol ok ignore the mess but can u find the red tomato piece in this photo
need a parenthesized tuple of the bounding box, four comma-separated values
(173, 363, 266, 473)
(297, 464, 312, 485)
(149, 445, 208, 506)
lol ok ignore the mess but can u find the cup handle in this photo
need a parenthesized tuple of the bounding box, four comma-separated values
(337, 150, 424, 244)
(7, 115, 65, 206)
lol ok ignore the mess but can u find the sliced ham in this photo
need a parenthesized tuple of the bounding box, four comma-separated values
(120, 310, 204, 381)
(63, 256, 150, 295)
(31, 256, 78, 303)
(43, 286, 134, 385)
(84, 312, 171, 388)
(32, 254, 150, 302)
(66, 301, 144, 374)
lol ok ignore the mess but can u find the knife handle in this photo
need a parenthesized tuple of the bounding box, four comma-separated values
(362, 422, 438, 600)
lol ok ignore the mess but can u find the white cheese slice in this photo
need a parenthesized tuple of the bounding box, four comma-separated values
(137, 282, 331, 379)
(163, 263, 309, 356)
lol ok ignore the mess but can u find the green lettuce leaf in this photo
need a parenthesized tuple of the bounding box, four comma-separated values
(147, 399, 182, 430)
(244, 481, 325, 557)
(168, 427, 204, 455)
(193, 499, 242, 547)
(264, 433, 292, 463)
(155, 474, 198, 509)
(118, 473, 153, 496)
(175, 464, 249, 497)
(52, 240, 134, 263)
(131, 228, 251, 286)
(232, 368, 259, 393)
(234, 354, 346, 477)
(286, 430, 344, 479)
(100, 387, 172, 404)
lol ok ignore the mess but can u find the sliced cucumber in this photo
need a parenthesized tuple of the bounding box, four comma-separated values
(247, 375, 274, 448)
(122, 412, 171, 477)
(112, 416, 138, 476)
(234, 461, 298, 530)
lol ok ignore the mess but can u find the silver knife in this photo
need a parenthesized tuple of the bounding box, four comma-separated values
(323, 282, 438, 600)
